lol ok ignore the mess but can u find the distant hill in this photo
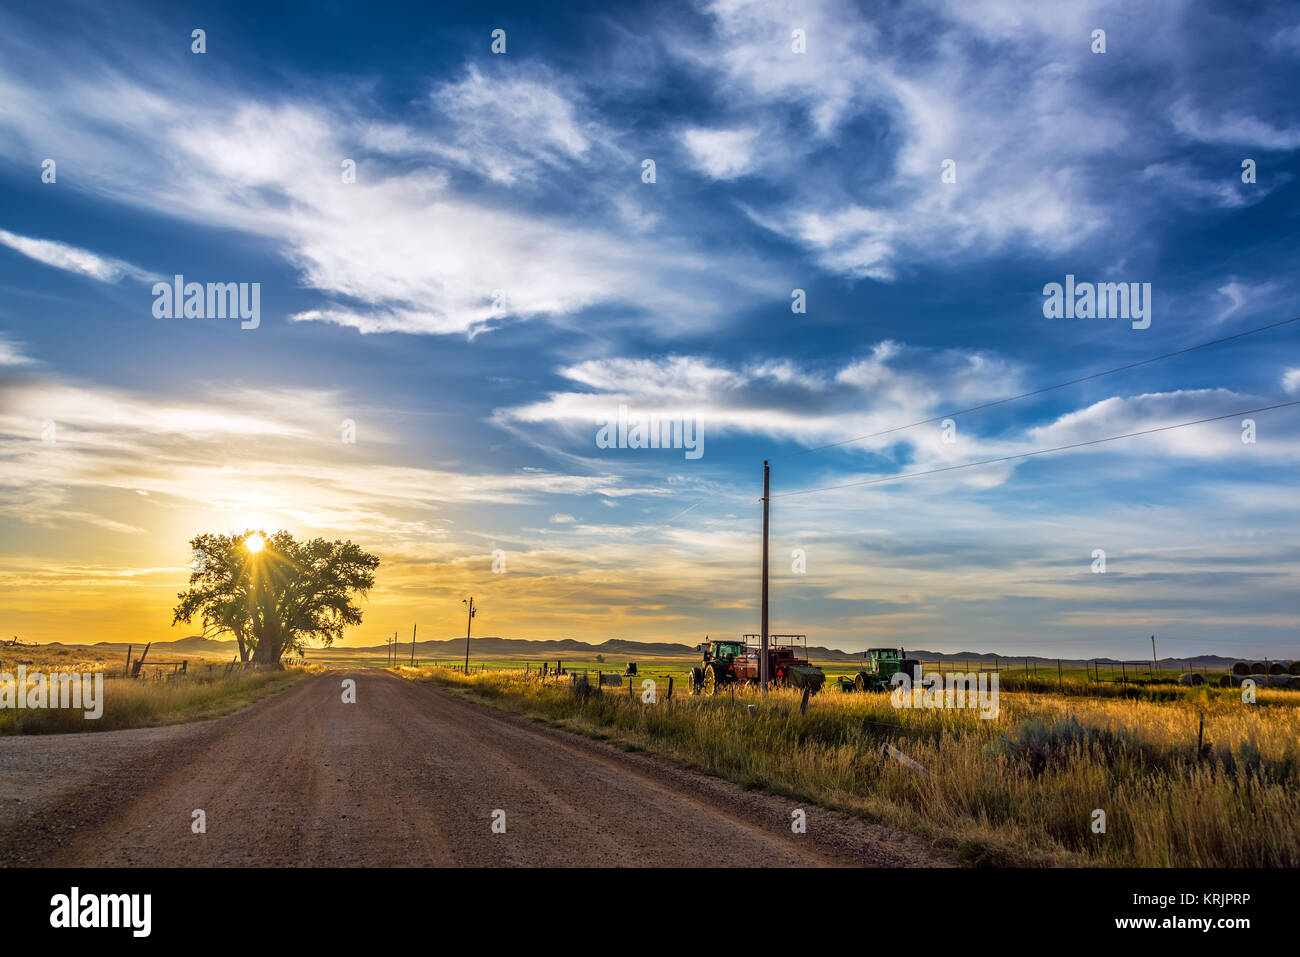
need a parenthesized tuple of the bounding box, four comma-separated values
(39, 635, 1250, 669)
(87, 636, 242, 657)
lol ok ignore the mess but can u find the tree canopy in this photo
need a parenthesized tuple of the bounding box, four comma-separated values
(173, 530, 380, 666)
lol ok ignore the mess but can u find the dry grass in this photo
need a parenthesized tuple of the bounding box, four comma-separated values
(400, 665, 1300, 867)
(0, 647, 315, 734)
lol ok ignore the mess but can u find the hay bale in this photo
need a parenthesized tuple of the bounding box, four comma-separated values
(1178, 672, 1206, 686)
(1268, 661, 1287, 675)
(1232, 661, 1251, 675)
(1291, 661, 1300, 676)
(1269, 674, 1291, 688)
(1250, 661, 1267, 674)
(1217, 674, 1234, 687)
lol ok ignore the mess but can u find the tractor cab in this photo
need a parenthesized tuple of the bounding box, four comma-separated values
(864, 647, 906, 676)
(702, 639, 746, 664)
(845, 647, 920, 692)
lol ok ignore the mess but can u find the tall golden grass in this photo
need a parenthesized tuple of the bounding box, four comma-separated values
(405, 665, 1300, 867)
(0, 649, 312, 734)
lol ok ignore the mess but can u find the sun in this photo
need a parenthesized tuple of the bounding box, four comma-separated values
(245, 533, 266, 553)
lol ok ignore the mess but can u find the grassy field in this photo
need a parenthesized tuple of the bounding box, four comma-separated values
(397, 662, 1300, 867)
(0, 646, 312, 735)
(411, 652, 1263, 699)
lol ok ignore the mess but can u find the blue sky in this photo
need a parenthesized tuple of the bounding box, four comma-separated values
(0, 0, 1297, 658)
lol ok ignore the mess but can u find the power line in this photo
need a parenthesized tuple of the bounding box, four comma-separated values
(772, 400, 1300, 499)
(771, 315, 1300, 461)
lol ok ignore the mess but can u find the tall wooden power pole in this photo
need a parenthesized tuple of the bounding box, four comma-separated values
(463, 597, 476, 674)
(409, 623, 417, 665)
(1151, 634, 1158, 678)
(761, 461, 770, 695)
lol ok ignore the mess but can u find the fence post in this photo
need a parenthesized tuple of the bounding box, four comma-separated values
(667, 676, 674, 700)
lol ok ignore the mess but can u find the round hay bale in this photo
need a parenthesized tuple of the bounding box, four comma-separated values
(1250, 661, 1267, 674)
(1232, 661, 1250, 676)
(1178, 672, 1206, 686)
(1269, 674, 1291, 688)
(1291, 661, 1300, 676)
(1268, 661, 1287, 675)
(1217, 674, 1234, 687)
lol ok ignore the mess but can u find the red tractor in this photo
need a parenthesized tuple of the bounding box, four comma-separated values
(688, 634, 825, 695)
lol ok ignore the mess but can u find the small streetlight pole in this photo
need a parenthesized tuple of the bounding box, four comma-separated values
(463, 597, 477, 674)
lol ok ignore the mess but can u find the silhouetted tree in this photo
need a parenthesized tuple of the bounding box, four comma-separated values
(173, 530, 379, 667)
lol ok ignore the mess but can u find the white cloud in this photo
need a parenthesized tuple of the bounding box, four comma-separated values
(0, 335, 33, 366)
(666, 0, 1220, 280)
(1170, 97, 1300, 150)
(0, 375, 649, 537)
(426, 66, 600, 184)
(0, 65, 779, 339)
(680, 127, 759, 179)
(501, 349, 1300, 487)
(0, 228, 156, 283)
(1214, 279, 1281, 322)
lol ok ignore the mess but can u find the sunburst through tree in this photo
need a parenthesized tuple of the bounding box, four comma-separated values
(173, 530, 379, 666)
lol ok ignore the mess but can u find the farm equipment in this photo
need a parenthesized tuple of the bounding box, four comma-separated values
(838, 647, 922, 692)
(688, 635, 825, 695)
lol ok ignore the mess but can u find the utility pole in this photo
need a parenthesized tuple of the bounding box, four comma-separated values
(1151, 634, 1158, 678)
(409, 623, 417, 665)
(463, 597, 476, 674)
(761, 461, 770, 696)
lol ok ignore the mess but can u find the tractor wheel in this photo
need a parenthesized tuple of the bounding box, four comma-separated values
(703, 663, 719, 695)
(854, 671, 869, 692)
(687, 666, 704, 695)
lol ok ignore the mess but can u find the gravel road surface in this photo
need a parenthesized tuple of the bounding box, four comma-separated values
(0, 671, 949, 867)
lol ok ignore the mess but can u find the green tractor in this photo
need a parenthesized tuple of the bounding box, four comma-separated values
(687, 638, 748, 695)
(839, 647, 921, 692)
(688, 635, 826, 695)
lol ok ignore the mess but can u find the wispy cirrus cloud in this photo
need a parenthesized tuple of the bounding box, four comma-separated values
(0, 54, 780, 339)
(0, 228, 157, 283)
(0, 334, 33, 366)
(0, 374, 655, 538)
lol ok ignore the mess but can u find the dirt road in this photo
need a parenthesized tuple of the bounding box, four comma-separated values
(0, 671, 947, 867)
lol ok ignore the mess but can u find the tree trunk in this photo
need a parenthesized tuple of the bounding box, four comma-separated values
(252, 632, 286, 669)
